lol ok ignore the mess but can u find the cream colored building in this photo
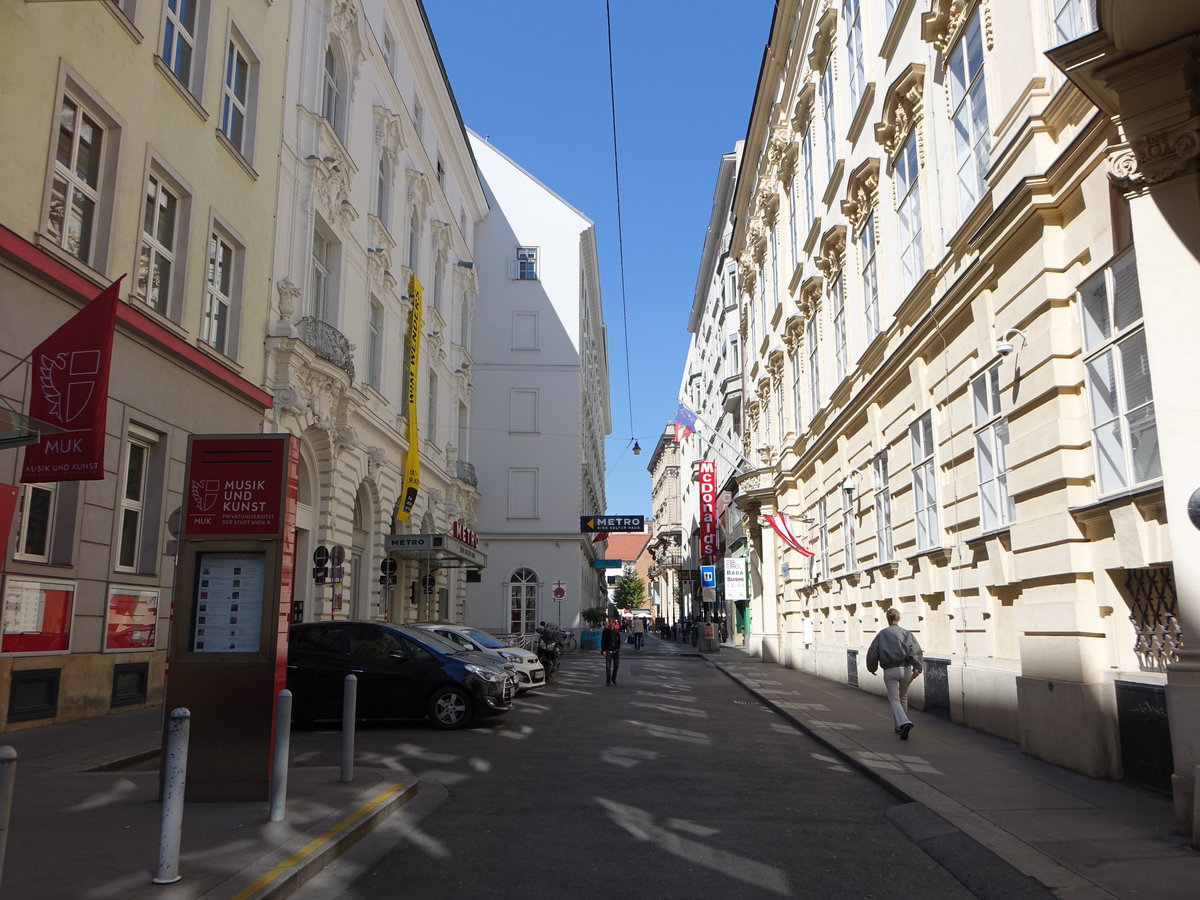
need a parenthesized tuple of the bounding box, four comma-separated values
(724, 0, 1200, 834)
(0, 0, 287, 727)
(646, 425, 684, 623)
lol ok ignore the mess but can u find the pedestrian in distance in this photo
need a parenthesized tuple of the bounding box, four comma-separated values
(866, 607, 924, 740)
(630, 615, 645, 651)
(600, 618, 622, 684)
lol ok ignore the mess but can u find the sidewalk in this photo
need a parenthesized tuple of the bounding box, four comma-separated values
(0, 706, 416, 899)
(706, 645, 1199, 900)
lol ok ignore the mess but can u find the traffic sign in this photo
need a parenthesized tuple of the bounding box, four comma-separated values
(330, 545, 345, 566)
(580, 515, 645, 533)
(380, 557, 397, 575)
(700, 565, 716, 588)
(313, 545, 329, 566)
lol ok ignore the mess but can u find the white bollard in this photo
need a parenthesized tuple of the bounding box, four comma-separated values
(341, 674, 357, 783)
(153, 708, 191, 884)
(0, 746, 16, 894)
(268, 690, 292, 822)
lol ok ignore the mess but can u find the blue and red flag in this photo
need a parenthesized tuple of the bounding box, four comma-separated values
(673, 402, 697, 442)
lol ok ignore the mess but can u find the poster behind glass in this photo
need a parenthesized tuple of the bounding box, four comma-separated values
(192, 551, 265, 653)
(105, 587, 159, 650)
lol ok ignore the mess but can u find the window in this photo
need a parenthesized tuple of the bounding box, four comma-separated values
(775, 379, 785, 442)
(366, 297, 383, 389)
(728, 334, 741, 382)
(408, 207, 421, 271)
(375, 153, 391, 225)
(831, 272, 847, 381)
(457, 401, 469, 458)
(806, 316, 820, 414)
(790, 350, 803, 433)
(383, 29, 396, 76)
(842, 484, 857, 573)
(310, 226, 335, 322)
(510, 389, 538, 433)
(427, 371, 439, 443)
(973, 364, 1015, 530)
(821, 61, 837, 176)
(949, 8, 991, 216)
(1053, 0, 1097, 44)
(137, 171, 183, 316)
(896, 132, 923, 294)
(1081, 250, 1159, 495)
(508, 468, 539, 519)
(801, 127, 816, 234)
(511, 246, 538, 281)
(105, 588, 159, 650)
(2, 580, 74, 653)
(47, 92, 106, 265)
(770, 225, 780, 310)
(432, 253, 444, 313)
(201, 228, 236, 354)
(321, 45, 345, 139)
(509, 567, 539, 634)
(117, 426, 160, 571)
(512, 311, 538, 350)
(844, 0, 865, 111)
(436, 157, 445, 187)
(911, 411, 939, 551)
(873, 451, 894, 562)
(817, 497, 830, 581)
(220, 34, 255, 159)
(162, 0, 202, 93)
(15, 484, 56, 563)
(860, 214, 879, 340)
(789, 171, 800, 265)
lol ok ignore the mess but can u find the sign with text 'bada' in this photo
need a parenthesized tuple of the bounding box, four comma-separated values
(183, 435, 292, 537)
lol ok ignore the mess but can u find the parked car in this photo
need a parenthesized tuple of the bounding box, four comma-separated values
(286, 621, 515, 729)
(414, 622, 546, 692)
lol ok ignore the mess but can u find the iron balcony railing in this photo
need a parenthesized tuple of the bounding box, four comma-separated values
(455, 459, 478, 486)
(297, 316, 355, 380)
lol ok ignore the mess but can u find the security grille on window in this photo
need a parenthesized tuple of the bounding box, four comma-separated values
(973, 363, 1015, 530)
(1080, 249, 1159, 495)
(137, 173, 180, 315)
(510, 247, 538, 281)
(48, 94, 104, 264)
(911, 411, 939, 551)
(1126, 567, 1180, 672)
(162, 0, 200, 91)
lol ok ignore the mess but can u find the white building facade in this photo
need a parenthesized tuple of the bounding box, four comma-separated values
(465, 135, 610, 637)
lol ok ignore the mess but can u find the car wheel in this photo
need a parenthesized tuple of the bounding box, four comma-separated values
(428, 686, 473, 729)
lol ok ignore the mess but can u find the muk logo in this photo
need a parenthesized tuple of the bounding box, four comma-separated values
(39, 350, 101, 424)
(190, 480, 221, 513)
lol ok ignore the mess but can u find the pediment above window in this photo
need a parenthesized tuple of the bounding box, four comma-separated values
(792, 83, 816, 134)
(815, 225, 847, 278)
(841, 158, 881, 233)
(874, 64, 927, 161)
(807, 6, 838, 72)
(921, 0, 990, 57)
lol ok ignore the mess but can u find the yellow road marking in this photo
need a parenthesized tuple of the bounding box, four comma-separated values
(227, 782, 407, 900)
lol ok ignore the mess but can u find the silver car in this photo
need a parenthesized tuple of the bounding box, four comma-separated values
(414, 623, 547, 692)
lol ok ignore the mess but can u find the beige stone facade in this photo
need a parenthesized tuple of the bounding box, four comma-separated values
(724, 0, 1200, 830)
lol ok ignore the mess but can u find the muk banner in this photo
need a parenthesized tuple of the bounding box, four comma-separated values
(21, 276, 124, 483)
(724, 556, 748, 601)
(396, 274, 423, 522)
(698, 460, 718, 557)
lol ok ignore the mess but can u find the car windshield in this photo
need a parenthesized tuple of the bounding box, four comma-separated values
(462, 629, 507, 650)
(393, 624, 465, 655)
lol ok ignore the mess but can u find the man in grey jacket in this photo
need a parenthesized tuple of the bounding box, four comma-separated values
(866, 608, 924, 740)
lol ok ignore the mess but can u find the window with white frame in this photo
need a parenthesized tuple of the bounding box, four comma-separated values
(884, 0, 898, 26)
(14, 483, 57, 563)
(973, 363, 1015, 531)
(727, 334, 741, 382)
(117, 426, 159, 571)
(911, 411, 939, 550)
(47, 91, 109, 266)
(757, 262, 767, 337)
(949, 8, 991, 217)
(383, 28, 396, 76)
(791, 350, 803, 433)
(310, 226, 335, 322)
(802, 127, 816, 233)
(821, 60, 837, 177)
(366, 297, 383, 389)
(511, 246, 538, 280)
(762, 391, 772, 446)
(873, 450, 894, 562)
(408, 207, 421, 270)
(806, 315, 820, 414)
(137, 171, 182, 316)
(375, 153, 391, 225)
(162, 0, 204, 94)
(1052, 0, 1097, 44)
(770, 224, 780, 310)
(220, 32, 256, 159)
(457, 401, 469, 457)
(1081, 249, 1159, 495)
(842, 483, 857, 572)
(509, 567, 539, 633)
(322, 45, 345, 139)
(427, 371, 439, 443)
(775, 378, 785, 442)
(201, 227, 237, 355)
(789, 171, 800, 264)
(831, 271, 847, 381)
(860, 213, 880, 340)
(459, 294, 471, 348)
(844, 0, 865, 111)
(818, 496, 830, 581)
(896, 132, 924, 294)
(432, 252, 444, 313)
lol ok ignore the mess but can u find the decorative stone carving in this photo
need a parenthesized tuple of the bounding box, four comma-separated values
(814, 226, 847, 278)
(1108, 119, 1200, 190)
(841, 158, 881, 232)
(768, 124, 793, 166)
(366, 446, 386, 482)
(406, 169, 431, 209)
(807, 5, 838, 72)
(800, 275, 824, 317)
(274, 278, 301, 337)
(875, 64, 927, 162)
(921, 0, 993, 56)
(274, 382, 305, 412)
(792, 83, 816, 134)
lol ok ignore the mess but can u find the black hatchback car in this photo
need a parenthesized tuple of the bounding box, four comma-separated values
(286, 621, 514, 729)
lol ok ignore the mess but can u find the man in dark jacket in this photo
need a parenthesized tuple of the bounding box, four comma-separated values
(600, 619, 622, 684)
(866, 607, 924, 740)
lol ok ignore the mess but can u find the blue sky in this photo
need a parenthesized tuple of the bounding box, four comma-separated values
(424, 1, 772, 517)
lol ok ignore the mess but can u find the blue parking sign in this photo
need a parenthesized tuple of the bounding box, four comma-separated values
(700, 565, 716, 588)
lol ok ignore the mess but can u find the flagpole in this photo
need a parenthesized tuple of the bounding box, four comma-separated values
(679, 400, 755, 472)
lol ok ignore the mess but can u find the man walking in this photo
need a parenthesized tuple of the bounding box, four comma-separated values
(866, 608, 924, 740)
(600, 618, 621, 684)
(630, 615, 645, 651)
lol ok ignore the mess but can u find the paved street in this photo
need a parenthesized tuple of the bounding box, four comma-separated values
(289, 636, 980, 899)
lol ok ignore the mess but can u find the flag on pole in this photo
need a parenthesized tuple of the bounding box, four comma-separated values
(763, 512, 816, 557)
(21, 276, 124, 483)
(673, 402, 697, 442)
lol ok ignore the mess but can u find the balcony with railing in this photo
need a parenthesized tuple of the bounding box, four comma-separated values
(454, 459, 477, 487)
(297, 316, 355, 380)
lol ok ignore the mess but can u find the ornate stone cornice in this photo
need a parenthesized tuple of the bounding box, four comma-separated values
(431, 220, 453, 253)
(374, 106, 405, 158)
(814, 225, 847, 278)
(406, 169, 431, 209)
(875, 64, 927, 161)
(841, 158, 881, 233)
(783, 316, 804, 351)
(768, 124, 794, 167)
(921, 0, 993, 57)
(800, 275, 824, 317)
(1108, 118, 1200, 190)
(807, 5, 838, 72)
(792, 83, 816, 134)
(767, 350, 785, 378)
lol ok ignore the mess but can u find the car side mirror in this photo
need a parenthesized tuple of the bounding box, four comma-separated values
(463, 642, 477, 651)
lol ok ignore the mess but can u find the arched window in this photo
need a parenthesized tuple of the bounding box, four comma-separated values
(408, 207, 421, 272)
(509, 568, 540, 634)
(322, 46, 344, 140)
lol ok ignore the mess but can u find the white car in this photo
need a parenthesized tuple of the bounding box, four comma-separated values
(414, 623, 547, 692)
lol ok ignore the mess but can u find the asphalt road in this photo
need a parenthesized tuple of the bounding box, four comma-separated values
(289, 637, 978, 899)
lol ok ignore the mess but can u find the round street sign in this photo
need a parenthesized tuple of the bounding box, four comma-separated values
(313, 545, 330, 566)
(330, 545, 345, 566)
(380, 557, 397, 575)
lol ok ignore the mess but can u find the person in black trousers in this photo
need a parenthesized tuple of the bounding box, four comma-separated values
(600, 619, 621, 684)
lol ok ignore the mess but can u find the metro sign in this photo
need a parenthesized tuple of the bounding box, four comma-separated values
(580, 515, 645, 533)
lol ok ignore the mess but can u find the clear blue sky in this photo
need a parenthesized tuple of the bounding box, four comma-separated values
(424, 1, 772, 517)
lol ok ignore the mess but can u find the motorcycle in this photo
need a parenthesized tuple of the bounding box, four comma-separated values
(536, 633, 563, 680)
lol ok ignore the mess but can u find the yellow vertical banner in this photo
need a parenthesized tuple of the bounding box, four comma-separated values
(397, 274, 423, 522)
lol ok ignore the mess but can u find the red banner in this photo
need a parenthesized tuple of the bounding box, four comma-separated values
(183, 435, 292, 537)
(21, 277, 123, 483)
(698, 460, 718, 558)
(0, 484, 18, 550)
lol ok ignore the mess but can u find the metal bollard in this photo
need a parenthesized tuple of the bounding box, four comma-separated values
(341, 674, 357, 783)
(268, 690, 292, 823)
(153, 708, 191, 884)
(0, 746, 16, 894)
